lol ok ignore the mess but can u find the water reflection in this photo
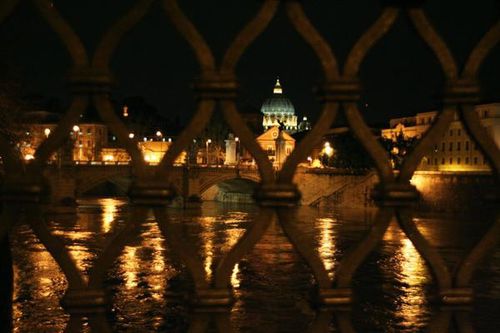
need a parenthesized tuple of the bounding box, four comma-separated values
(317, 217, 337, 280)
(98, 198, 122, 234)
(7, 201, 500, 332)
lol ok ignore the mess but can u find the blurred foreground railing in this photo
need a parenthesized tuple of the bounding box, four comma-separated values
(0, 0, 499, 332)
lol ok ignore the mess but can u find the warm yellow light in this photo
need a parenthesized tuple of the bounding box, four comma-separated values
(103, 155, 114, 162)
(72, 125, 80, 132)
(323, 141, 333, 157)
(235, 137, 239, 142)
(128, 133, 134, 139)
(24, 154, 34, 161)
(156, 131, 162, 137)
(44, 128, 51, 137)
(207, 139, 212, 144)
(123, 105, 129, 117)
(273, 78, 282, 94)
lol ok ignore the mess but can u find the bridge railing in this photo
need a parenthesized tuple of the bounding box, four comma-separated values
(0, 1, 499, 332)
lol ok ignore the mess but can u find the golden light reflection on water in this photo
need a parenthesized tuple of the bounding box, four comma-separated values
(98, 198, 122, 233)
(317, 217, 337, 279)
(123, 246, 139, 290)
(199, 216, 216, 282)
(384, 222, 429, 328)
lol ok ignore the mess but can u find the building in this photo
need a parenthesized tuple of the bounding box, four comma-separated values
(261, 78, 299, 133)
(20, 121, 108, 163)
(381, 103, 500, 172)
(256, 126, 295, 169)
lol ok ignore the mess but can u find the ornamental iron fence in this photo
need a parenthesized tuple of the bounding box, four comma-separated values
(0, 0, 499, 332)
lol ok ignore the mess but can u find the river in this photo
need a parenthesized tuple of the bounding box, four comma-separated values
(6, 198, 500, 332)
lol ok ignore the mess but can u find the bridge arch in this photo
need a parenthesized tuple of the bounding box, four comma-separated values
(198, 173, 261, 195)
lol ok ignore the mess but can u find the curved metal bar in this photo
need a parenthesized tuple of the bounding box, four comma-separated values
(395, 208, 452, 290)
(455, 212, 500, 287)
(463, 19, 500, 78)
(343, 102, 395, 183)
(154, 206, 209, 289)
(214, 313, 233, 333)
(0, 136, 23, 174)
(453, 311, 475, 333)
(156, 100, 215, 179)
(187, 313, 210, 333)
(63, 315, 84, 333)
(334, 311, 356, 333)
(88, 314, 113, 333)
(93, 95, 146, 176)
(34, 96, 88, 165)
(406, 8, 458, 80)
(335, 207, 393, 288)
(88, 206, 147, 288)
(278, 103, 338, 183)
(220, 100, 275, 183)
(32, 0, 89, 66)
(214, 208, 274, 289)
(285, 1, 339, 80)
(0, 207, 19, 251)
(28, 205, 86, 289)
(344, 8, 399, 77)
(307, 311, 334, 333)
(398, 106, 455, 183)
(0, 0, 20, 23)
(221, 0, 279, 75)
(459, 104, 500, 176)
(162, 0, 215, 73)
(92, 0, 155, 69)
(427, 310, 452, 333)
(276, 208, 331, 289)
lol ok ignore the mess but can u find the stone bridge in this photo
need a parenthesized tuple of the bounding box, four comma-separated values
(44, 164, 374, 206)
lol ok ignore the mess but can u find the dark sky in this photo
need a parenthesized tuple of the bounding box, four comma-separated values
(1, 0, 499, 126)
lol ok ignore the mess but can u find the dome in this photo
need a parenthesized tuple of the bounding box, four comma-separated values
(261, 79, 296, 116)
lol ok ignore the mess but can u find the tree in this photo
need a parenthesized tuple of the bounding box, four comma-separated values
(321, 132, 373, 171)
(379, 131, 418, 169)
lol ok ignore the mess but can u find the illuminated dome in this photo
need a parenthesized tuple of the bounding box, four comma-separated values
(261, 78, 298, 133)
(260, 79, 296, 116)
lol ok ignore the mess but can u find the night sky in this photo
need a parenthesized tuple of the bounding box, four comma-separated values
(1, 0, 499, 126)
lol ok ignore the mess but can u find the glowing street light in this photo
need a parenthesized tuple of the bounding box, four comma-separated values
(44, 128, 51, 138)
(323, 141, 333, 157)
(206, 139, 212, 165)
(72, 125, 80, 133)
(129, 133, 135, 139)
(235, 137, 240, 164)
(156, 130, 162, 139)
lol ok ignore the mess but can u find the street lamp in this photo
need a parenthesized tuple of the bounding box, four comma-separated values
(206, 139, 212, 166)
(44, 128, 51, 138)
(323, 141, 333, 157)
(129, 133, 135, 139)
(72, 125, 81, 162)
(156, 131, 162, 139)
(235, 137, 240, 165)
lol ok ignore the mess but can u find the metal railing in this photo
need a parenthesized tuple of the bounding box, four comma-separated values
(0, 1, 499, 332)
